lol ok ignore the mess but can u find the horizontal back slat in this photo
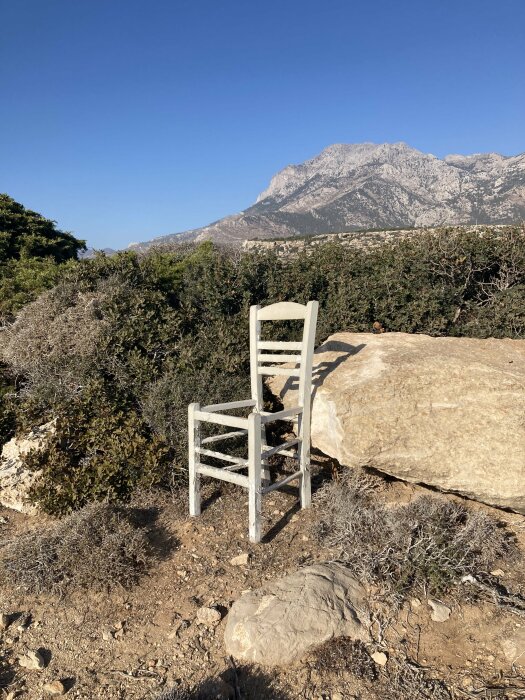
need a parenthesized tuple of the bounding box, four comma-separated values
(258, 341, 303, 351)
(257, 301, 307, 320)
(257, 353, 300, 363)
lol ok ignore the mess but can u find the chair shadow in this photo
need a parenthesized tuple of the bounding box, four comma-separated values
(278, 340, 366, 401)
(261, 448, 338, 544)
(262, 498, 301, 543)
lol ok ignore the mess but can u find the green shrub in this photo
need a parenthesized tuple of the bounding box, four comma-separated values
(1, 226, 523, 513)
(26, 393, 171, 515)
(0, 194, 85, 320)
(0, 365, 15, 446)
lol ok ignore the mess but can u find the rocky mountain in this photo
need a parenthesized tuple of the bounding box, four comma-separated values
(130, 142, 525, 249)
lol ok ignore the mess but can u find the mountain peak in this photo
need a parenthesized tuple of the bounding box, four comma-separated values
(129, 142, 525, 251)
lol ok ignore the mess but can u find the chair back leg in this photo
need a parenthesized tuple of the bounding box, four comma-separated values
(260, 422, 271, 487)
(248, 412, 262, 543)
(188, 402, 201, 516)
(299, 411, 312, 508)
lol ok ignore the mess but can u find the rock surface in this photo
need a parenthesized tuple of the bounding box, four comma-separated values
(269, 332, 525, 513)
(224, 563, 369, 666)
(0, 421, 54, 513)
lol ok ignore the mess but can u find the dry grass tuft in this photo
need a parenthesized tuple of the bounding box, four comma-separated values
(384, 658, 451, 700)
(0, 502, 154, 596)
(314, 470, 516, 600)
(155, 689, 190, 700)
(312, 637, 378, 681)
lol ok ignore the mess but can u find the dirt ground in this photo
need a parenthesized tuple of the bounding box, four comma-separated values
(1, 457, 525, 700)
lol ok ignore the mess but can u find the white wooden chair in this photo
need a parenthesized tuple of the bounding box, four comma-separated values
(188, 300, 318, 543)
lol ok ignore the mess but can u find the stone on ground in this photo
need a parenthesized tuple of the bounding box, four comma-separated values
(269, 332, 525, 513)
(18, 649, 45, 670)
(428, 599, 451, 623)
(196, 606, 222, 626)
(224, 563, 369, 665)
(43, 680, 66, 696)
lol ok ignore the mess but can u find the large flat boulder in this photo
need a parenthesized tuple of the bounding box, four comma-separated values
(269, 332, 525, 513)
(224, 563, 369, 666)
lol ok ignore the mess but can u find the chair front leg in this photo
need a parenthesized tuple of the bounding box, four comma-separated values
(188, 402, 201, 516)
(248, 411, 262, 543)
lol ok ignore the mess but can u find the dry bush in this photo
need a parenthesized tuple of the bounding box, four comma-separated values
(310, 637, 450, 700)
(308, 637, 451, 700)
(0, 502, 154, 595)
(1, 284, 107, 401)
(314, 470, 516, 599)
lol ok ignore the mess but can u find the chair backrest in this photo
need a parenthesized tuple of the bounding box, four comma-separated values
(249, 301, 319, 411)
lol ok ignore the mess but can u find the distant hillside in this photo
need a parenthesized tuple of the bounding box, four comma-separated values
(128, 142, 525, 250)
(241, 224, 511, 258)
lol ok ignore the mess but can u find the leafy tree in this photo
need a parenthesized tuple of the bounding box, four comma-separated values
(0, 194, 85, 262)
(0, 194, 85, 320)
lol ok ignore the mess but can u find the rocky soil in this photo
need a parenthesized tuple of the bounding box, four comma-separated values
(1, 456, 525, 700)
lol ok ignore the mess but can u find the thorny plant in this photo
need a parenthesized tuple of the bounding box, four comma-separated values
(313, 470, 517, 602)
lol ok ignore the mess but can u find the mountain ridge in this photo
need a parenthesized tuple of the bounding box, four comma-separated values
(129, 142, 525, 250)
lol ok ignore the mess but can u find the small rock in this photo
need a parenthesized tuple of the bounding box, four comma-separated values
(18, 649, 45, 670)
(371, 651, 388, 666)
(0, 612, 10, 630)
(196, 606, 222, 626)
(229, 552, 250, 567)
(102, 629, 114, 641)
(490, 569, 505, 577)
(43, 680, 66, 695)
(461, 676, 474, 690)
(410, 598, 421, 609)
(428, 598, 451, 623)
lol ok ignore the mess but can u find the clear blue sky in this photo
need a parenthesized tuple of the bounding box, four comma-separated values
(1, 0, 524, 249)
